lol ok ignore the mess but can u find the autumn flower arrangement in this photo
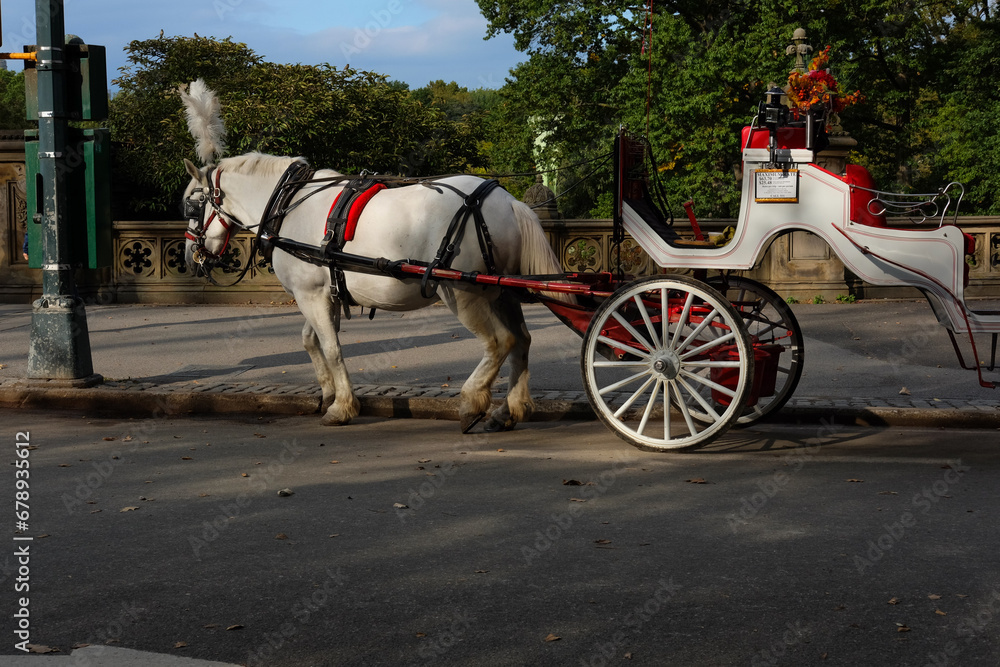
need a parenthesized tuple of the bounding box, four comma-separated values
(786, 46, 863, 121)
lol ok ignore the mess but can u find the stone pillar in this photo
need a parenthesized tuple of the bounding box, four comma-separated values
(522, 174, 561, 221)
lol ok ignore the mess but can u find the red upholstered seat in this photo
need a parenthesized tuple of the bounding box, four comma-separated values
(841, 164, 887, 228)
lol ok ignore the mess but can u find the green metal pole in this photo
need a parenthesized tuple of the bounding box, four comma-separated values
(26, 0, 98, 383)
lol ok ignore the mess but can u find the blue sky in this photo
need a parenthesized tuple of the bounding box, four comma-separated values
(1, 0, 524, 89)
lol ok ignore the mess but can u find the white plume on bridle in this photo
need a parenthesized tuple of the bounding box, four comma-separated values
(179, 79, 227, 165)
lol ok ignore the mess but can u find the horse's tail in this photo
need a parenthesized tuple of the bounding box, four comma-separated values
(511, 200, 576, 304)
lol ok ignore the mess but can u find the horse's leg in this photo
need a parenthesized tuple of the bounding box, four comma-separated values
(484, 292, 534, 432)
(298, 293, 359, 425)
(441, 287, 519, 432)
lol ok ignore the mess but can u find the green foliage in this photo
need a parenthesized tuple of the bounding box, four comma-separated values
(836, 294, 856, 303)
(478, 0, 1000, 217)
(0, 70, 34, 131)
(109, 35, 488, 218)
(785, 296, 799, 304)
(812, 295, 825, 304)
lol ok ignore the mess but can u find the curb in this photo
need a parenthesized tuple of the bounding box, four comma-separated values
(1, 379, 997, 430)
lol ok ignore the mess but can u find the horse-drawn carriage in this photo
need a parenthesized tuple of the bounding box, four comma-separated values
(180, 79, 997, 452)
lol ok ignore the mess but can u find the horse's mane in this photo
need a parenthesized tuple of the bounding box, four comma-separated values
(219, 152, 307, 177)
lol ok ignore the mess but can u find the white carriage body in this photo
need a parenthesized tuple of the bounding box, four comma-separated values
(621, 137, 999, 337)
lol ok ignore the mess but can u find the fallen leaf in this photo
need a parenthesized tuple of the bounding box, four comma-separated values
(328, 534, 340, 538)
(394, 503, 409, 509)
(27, 644, 59, 654)
(928, 594, 942, 600)
(475, 570, 490, 574)
(59, 464, 72, 467)
(685, 478, 708, 484)
(103, 437, 117, 442)
(277, 488, 294, 497)
(226, 624, 244, 631)
(275, 533, 289, 540)
(935, 610, 947, 616)
(199, 493, 210, 498)
(956, 594, 969, 598)
(330, 460, 340, 464)
(418, 459, 432, 463)
(563, 479, 584, 486)
(120, 507, 139, 512)
(846, 479, 864, 483)
(888, 597, 900, 605)
(241, 473, 249, 477)
(899, 387, 911, 395)
(415, 632, 427, 638)
(254, 433, 266, 438)
(181, 457, 193, 461)
(203, 624, 219, 629)
(72, 643, 90, 649)
(544, 633, 561, 642)
(896, 624, 910, 632)
(594, 539, 612, 545)
(174, 641, 187, 649)
(497, 448, 505, 452)
(878, 491, 898, 495)
(570, 498, 587, 503)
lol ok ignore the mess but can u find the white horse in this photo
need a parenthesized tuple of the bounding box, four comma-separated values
(179, 80, 567, 431)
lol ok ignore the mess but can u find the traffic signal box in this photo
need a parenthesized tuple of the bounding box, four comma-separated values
(23, 41, 112, 269)
(24, 128, 112, 270)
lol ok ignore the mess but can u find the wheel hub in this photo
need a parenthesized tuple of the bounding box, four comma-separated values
(650, 351, 680, 380)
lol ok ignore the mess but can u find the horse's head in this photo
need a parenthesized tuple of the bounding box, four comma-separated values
(182, 158, 231, 276)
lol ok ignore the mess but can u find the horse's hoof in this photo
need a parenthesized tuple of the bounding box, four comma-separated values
(484, 417, 516, 432)
(461, 412, 487, 434)
(321, 397, 334, 413)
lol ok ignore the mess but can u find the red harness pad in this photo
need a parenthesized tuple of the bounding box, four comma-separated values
(328, 183, 387, 243)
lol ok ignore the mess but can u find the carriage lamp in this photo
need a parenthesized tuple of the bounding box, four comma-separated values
(761, 86, 787, 128)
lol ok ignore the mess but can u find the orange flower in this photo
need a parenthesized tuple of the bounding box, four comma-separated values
(785, 45, 863, 120)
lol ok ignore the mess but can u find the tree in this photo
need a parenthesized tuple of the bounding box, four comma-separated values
(110, 35, 487, 218)
(0, 70, 33, 131)
(478, 0, 1000, 216)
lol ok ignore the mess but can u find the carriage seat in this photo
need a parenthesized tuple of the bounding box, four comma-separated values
(622, 186, 716, 248)
(839, 164, 976, 287)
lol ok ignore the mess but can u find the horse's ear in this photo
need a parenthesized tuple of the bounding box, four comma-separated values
(184, 158, 206, 183)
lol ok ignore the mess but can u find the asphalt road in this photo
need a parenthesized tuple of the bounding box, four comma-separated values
(2, 410, 999, 666)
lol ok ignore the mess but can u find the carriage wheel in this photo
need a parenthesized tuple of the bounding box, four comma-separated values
(581, 274, 754, 452)
(706, 276, 804, 426)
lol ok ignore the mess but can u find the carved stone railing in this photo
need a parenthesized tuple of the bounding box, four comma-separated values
(4, 214, 1000, 305)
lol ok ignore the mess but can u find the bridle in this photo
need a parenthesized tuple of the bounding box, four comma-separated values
(184, 167, 249, 274)
(184, 159, 318, 285)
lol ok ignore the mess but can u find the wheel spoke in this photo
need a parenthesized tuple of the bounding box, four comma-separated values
(598, 369, 651, 396)
(671, 381, 699, 436)
(634, 295, 661, 350)
(679, 330, 736, 360)
(679, 368, 737, 398)
(677, 375, 722, 421)
(597, 334, 652, 360)
(669, 292, 694, 351)
(611, 310, 655, 356)
(593, 360, 648, 368)
(681, 360, 742, 369)
(613, 375, 657, 419)
(637, 379, 661, 435)
(675, 308, 720, 354)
